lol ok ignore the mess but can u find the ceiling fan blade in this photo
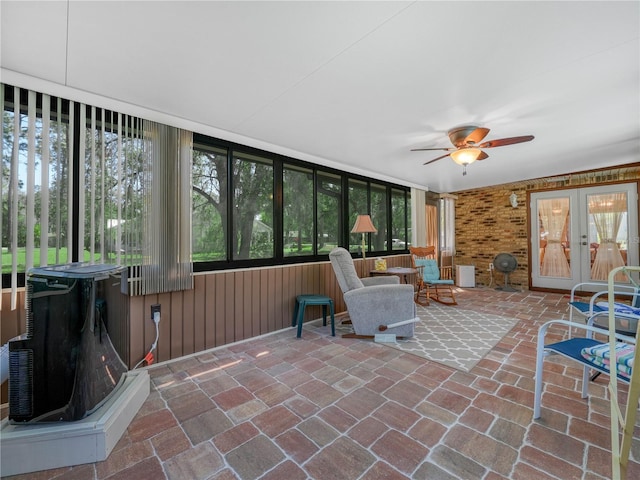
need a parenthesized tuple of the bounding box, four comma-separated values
(423, 153, 451, 165)
(478, 135, 534, 148)
(411, 147, 454, 152)
(464, 127, 490, 145)
(476, 151, 489, 160)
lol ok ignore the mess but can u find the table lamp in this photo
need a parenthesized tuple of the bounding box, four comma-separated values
(351, 214, 377, 261)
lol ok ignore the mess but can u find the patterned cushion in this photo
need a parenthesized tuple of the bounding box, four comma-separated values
(595, 302, 640, 316)
(581, 342, 635, 378)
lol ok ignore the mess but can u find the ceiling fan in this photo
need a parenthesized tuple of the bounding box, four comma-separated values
(412, 125, 534, 175)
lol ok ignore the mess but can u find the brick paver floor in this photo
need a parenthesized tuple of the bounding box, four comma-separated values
(3, 287, 640, 479)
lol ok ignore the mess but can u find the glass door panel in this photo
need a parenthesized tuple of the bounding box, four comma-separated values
(538, 197, 572, 279)
(531, 190, 579, 290)
(584, 189, 631, 282)
(531, 183, 638, 290)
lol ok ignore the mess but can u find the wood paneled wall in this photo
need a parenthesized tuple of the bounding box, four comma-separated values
(126, 255, 410, 367)
(1, 254, 411, 404)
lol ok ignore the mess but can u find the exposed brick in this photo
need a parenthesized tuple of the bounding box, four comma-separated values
(317, 404, 358, 433)
(297, 416, 339, 447)
(252, 405, 300, 437)
(95, 439, 155, 479)
(259, 460, 307, 480)
(519, 445, 583, 479)
(304, 436, 375, 480)
(489, 418, 526, 448)
(182, 408, 234, 445)
(458, 406, 494, 433)
(254, 382, 296, 407)
(408, 417, 448, 448)
(443, 424, 517, 476)
(295, 378, 342, 407)
(163, 442, 225, 480)
(371, 429, 429, 474)
(211, 386, 255, 411)
(335, 387, 386, 420)
(127, 408, 178, 443)
(384, 378, 431, 408)
(225, 435, 285, 480)
(429, 445, 486, 479)
(348, 416, 388, 447)
(213, 421, 260, 454)
(150, 425, 191, 461)
(275, 429, 319, 464)
(234, 368, 276, 392)
(426, 388, 472, 414)
(568, 416, 611, 449)
(107, 457, 165, 480)
(361, 461, 412, 480)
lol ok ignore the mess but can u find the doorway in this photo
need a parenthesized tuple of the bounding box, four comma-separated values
(530, 183, 638, 290)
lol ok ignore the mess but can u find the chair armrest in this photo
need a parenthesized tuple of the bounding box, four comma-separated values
(539, 319, 636, 346)
(345, 284, 414, 306)
(570, 282, 638, 302)
(362, 276, 400, 286)
(344, 284, 416, 336)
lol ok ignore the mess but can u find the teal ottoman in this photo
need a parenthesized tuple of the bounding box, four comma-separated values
(292, 295, 335, 338)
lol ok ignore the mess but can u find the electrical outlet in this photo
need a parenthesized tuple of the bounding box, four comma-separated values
(151, 304, 161, 320)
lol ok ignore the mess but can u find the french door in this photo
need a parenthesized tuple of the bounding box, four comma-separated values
(530, 183, 638, 290)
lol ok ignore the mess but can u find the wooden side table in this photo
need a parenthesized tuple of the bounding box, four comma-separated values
(370, 267, 418, 284)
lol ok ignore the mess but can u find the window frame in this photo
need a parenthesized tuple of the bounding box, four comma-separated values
(2, 84, 411, 288)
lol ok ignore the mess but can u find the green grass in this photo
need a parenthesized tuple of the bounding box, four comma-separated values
(2, 247, 102, 274)
(3, 242, 350, 274)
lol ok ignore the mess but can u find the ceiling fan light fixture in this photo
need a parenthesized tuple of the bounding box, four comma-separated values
(450, 148, 482, 166)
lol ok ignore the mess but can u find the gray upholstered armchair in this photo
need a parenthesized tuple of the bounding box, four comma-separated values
(329, 247, 417, 338)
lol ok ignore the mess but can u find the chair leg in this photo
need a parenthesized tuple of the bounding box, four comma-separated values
(296, 301, 306, 338)
(429, 284, 457, 306)
(292, 299, 300, 327)
(329, 301, 335, 337)
(414, 281, 429, 306)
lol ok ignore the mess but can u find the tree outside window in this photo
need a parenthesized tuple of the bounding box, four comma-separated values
(283, 165, 313, 256)
(232, 152, 273, 260)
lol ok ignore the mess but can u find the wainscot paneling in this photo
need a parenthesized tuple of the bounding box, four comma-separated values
(125, 256, 410, 367)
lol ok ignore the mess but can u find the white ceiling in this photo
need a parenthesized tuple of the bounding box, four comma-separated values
(2, 1, 639, 192)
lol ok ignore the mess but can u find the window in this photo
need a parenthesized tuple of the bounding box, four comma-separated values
(2, 88, 71, 285)
(192, 144, 228, 262)
(317, 172, 342, 254)
(370, 182, 387, 252)
(3, 82, 411, 299)
(348, 179, 368, 254)
(232, 151, 273, 260)
(283, 164, 313, 257)
(391, 188, 408, 250)
(83, 111, 146, 268)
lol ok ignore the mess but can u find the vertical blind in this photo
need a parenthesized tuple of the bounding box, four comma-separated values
(2, 87, 72, 310)
(1, 84, 193, 309)
(134, 121, 193, 295)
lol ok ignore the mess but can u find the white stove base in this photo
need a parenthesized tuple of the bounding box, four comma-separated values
(0, 369, 149, 477)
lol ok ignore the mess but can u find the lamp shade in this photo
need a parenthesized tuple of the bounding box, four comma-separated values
(351, 214, 377, 234)
(450, 148, 482, 166)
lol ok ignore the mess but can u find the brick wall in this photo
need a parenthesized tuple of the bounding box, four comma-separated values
(454, 186, 529, 289)
(452, 165, 640, 290)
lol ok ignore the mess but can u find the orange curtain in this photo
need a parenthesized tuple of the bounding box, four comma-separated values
(425, 205, 438, 252)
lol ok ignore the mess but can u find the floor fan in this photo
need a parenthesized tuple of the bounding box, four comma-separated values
(493, 253, 519, 292)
